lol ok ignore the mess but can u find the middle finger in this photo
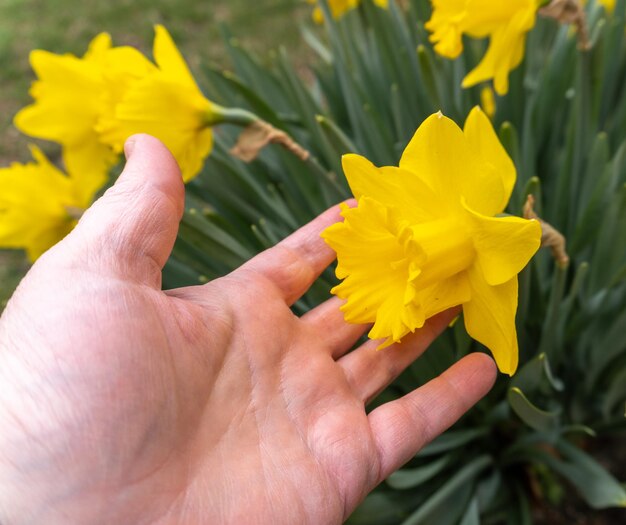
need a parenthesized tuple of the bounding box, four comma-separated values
(338, 308, 459, 405)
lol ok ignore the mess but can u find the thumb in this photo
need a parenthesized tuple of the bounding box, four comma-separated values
(65, 134, 185, 287)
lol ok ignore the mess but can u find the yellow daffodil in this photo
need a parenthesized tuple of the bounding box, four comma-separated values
(96, 25, 220, 182)
(14, 33, 153, 188)
(322, 108, 542, 375)
(0, 147, 103, 262)
(308, 0, 388, 24)
(426, 0, 541, 95)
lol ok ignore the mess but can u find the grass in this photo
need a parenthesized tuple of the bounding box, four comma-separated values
(0, 0, 311, 305)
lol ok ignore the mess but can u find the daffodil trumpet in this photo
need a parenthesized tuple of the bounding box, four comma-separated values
(322, 108, 542, 375)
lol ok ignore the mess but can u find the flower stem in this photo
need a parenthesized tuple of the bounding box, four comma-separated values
(221, 106, 346, 197)
(211, 105, 258, 126)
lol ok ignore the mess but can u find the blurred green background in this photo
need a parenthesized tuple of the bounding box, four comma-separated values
(0, 0, 309, 307)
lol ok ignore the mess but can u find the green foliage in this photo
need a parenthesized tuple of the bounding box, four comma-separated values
(160, 0, 626, 521)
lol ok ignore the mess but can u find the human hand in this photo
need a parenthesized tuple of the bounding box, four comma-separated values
(0, 135, 496, 525)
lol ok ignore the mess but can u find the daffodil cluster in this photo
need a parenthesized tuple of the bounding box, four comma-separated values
(15, 25, 219, 183)
(322, 108, 542, 375)
(3, 25, 225, 261)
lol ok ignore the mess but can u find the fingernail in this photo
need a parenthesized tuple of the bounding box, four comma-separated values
(124, 137, 137, 159)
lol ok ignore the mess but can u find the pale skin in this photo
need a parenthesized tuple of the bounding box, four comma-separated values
(0, 135, 497, 525)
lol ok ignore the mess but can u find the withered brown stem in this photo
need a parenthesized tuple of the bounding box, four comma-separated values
(539, 0, 591, 50)
(524, 194, 570, 269)
(230, 120, 310, 163)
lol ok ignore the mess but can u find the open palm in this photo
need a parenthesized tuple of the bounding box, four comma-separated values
(0, 136, 496, 525)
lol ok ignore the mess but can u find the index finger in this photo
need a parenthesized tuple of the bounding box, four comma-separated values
(239, 200, 354, 305)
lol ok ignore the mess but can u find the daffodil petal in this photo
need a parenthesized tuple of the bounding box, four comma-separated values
(103, 46, 157, 80)
(464, 202, 541, 286)
(83, 32, 113, 61)
(178, 127, 214, 182)
(463, 0, 535, 36)
(400, 112, 508, 217)
(26, 222, 77, 261)
(462, 11, 531, 95)
(480, 86, 496, 119)
(14, 50, 102, 145)
(15, 146, 72, 213)
(463, 106, 516, 214)
(400, 113, 476, 204)
(342, 153, 445, 223)
(62, 144, 112, 205)
(153, 25, 197, 87)
(0, 210, 74, 261)
(0, 147, 86, 262)
(425, 0, 467, 58)
(464, 266, 519, 375)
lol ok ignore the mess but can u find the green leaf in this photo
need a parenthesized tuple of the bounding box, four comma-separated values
(346, 491, 420, 525)
(586, 308, 626, 391)
(603, 366, 626, 419)
(180, 209, 254, 263)
(458, 497, 480, 525)
(550, 439, 626, 509)
(475, 469, 502, 511)
(507, 387, 560, 432)
(416, 45, 443, 111)
(386, 455, 452, 490)
(399, 455, 491, 525)
(417, 428, 488, 457)
(511, 352, 548, 392)
(498, 122, 521, 175)
(315, 114, 359, 156)
(512, 482, 533, 525)
(301, 25, 332, 64)
(537, 263, 568, 364)
(162, 256, 204, 289)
